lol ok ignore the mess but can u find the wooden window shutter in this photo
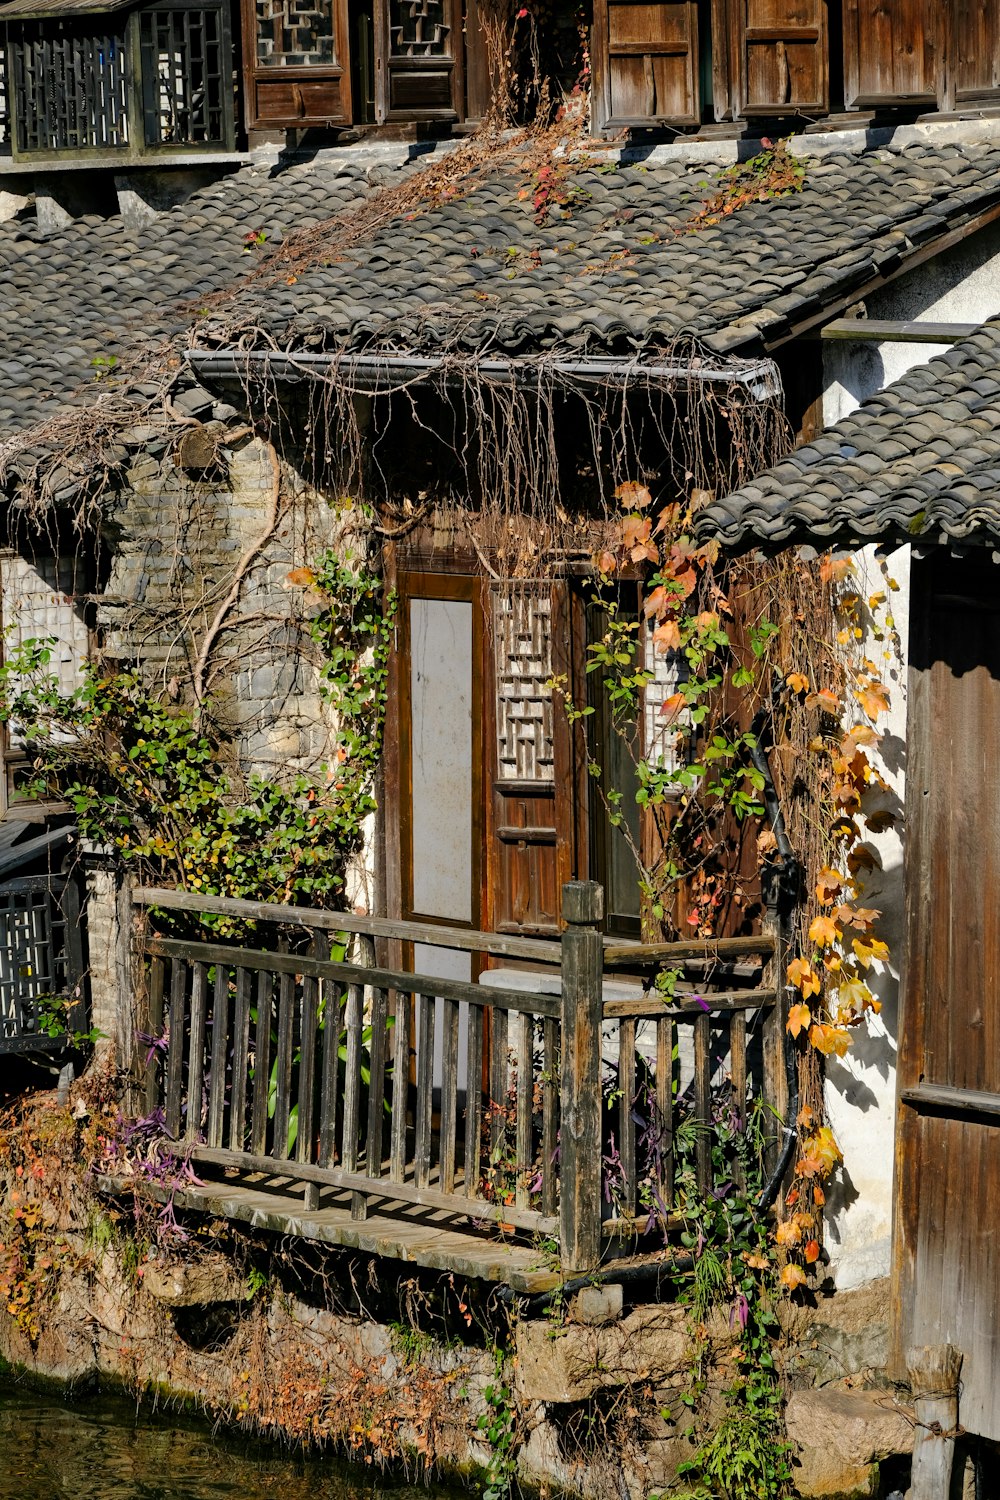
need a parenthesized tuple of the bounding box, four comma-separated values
(842, 0, 936, 108)
(729, 0, 828, 116)
(592, 0, 700, 129)
(241, 0, 352, 129)
(373, 0, 462, 122)
(943, 2, 1000, 110)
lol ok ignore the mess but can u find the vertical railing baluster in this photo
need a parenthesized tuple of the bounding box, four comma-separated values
(694, 1011, 712, 1197)
(365, 986, 390, 1186)
(250, 969, 273, 1156)
(439, 998, 460, 1195)
(390, 989, 410, 1182)
(272, 970, 295, 1160)
(542, 1014, 558, 1217)
(656, 1014, 674, 1209)
(297, 972, 319, 1186)
(164, 958, 187, 1140)
(229, 967, 251, 1153)
(206, 961, 229, 1149)
(619, 1016, 637, 1221)
(144, 952, 165, 1116)
(559, 882, 604, 1277)
(464, 1001, 484, 1199)
(515, 1009, 533, 1212)
(414, 993, 436, 1191)
(730, 1010, 748, 1192)
(184, 959, 208, 1138)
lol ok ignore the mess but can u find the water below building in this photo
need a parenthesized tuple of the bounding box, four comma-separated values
(0, 1383, 462, 1500)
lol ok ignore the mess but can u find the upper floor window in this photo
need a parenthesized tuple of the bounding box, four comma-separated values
(2, 0, 235, 160)
(592, 0, 1000, 131)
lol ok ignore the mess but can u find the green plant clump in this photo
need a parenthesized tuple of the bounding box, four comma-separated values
(0, 553, 395, 915)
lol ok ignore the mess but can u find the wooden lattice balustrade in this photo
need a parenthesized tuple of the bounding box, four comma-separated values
(128, 882, 786, 1283)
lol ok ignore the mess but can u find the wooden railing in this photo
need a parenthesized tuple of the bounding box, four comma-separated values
(132, 882, 784, 1275)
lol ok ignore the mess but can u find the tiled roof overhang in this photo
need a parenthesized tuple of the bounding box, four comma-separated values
(694, 319, 1000, 555)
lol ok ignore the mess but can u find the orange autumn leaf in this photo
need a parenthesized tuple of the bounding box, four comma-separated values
(615, 480, 653, 510)
(837, 975, 874, 1017)
(643, 585, 669, 618)
(757, 829, 778, 856)
(809, 1023, 851, 1058)
(786, 671, 810, 695)
(803, 1239, 821, 1265)
(780, 1263, 807, 1291)
(812, 1184, 825, 1207)
(847, 845, 878, 877)
(843, 905, 881, 932)
(652, 619, 682, 653)
(808, 914, 840, 948)
(622, 516, 651, 549)
(819, 555, 854, 585)
(842, 724, 878, 751)
(775, 1220, 802, 1247)
(804, 1126, 843, 1175)
(852, 936, 890, 969)
(695, 610, 720, 633)
(864, 810, 896, 834)
(855, 680, 891, 719)
(806, 688, 841, 713)
(787, 958, 821, 999)
(596, 549, 617, 575)
(816, 867, 844, 904)
(659, 692, 686, 722)
(829, 817, 859, 845)
(787, 1002, 812, 1039)
(286, 566, 317, 588)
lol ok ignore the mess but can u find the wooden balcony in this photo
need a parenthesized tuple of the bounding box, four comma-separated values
(105, 881, 787, 1288)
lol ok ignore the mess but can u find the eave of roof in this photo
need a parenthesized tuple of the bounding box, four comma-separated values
(694, 318, 1000, 554)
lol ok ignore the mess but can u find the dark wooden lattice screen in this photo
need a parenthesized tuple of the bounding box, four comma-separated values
(140, 2, 230, 145)
(8, 19, 130, 152)
(0, 875, 85, 1055)
(5, 0, 234, 160)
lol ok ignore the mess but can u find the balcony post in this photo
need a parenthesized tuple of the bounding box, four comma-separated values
(559, 880, 604, 1277)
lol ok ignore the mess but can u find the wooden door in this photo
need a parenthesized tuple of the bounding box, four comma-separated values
(843, 0, 935, 108)
(729, 0, 828, 116)
(891, 552, 1000, 1442)
(591, 0, 700, 128)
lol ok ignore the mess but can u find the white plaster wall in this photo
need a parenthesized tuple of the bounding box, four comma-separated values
(819, 221, 1000, 1286)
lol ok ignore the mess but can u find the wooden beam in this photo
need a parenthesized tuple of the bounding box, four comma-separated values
(819, 318, 979, 344)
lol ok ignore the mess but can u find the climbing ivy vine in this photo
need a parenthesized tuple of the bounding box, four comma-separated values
(0, 549, 394, 913)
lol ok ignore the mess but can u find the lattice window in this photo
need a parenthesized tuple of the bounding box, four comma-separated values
(643, 632, 687, 775)
(494, 586, 555, 783)
(5, 0, 233, 158)
(8, 19, 130, 152)
(254, 0, 337, 66)
(140, 4, 229, 143)
(390, 0, 449, 57)
(0, 877, 84, 1048)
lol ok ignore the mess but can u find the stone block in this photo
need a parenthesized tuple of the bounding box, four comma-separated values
(143, 1255, 247, 1307)
(570, 1282, 623, 1327)
(515, 1304, 688, 1404)
(785, 1388, 914, 1499)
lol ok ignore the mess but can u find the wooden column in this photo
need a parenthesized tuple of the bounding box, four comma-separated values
(907, 1344, 963, 1500)
(559, 881, 604, 1277)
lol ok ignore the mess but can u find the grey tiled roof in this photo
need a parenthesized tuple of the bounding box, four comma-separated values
(6, 136, 1000, 444)
(695, 319, 1000, 553)
(0, 156, 383, 435)
(218, 139, 1000, 359)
